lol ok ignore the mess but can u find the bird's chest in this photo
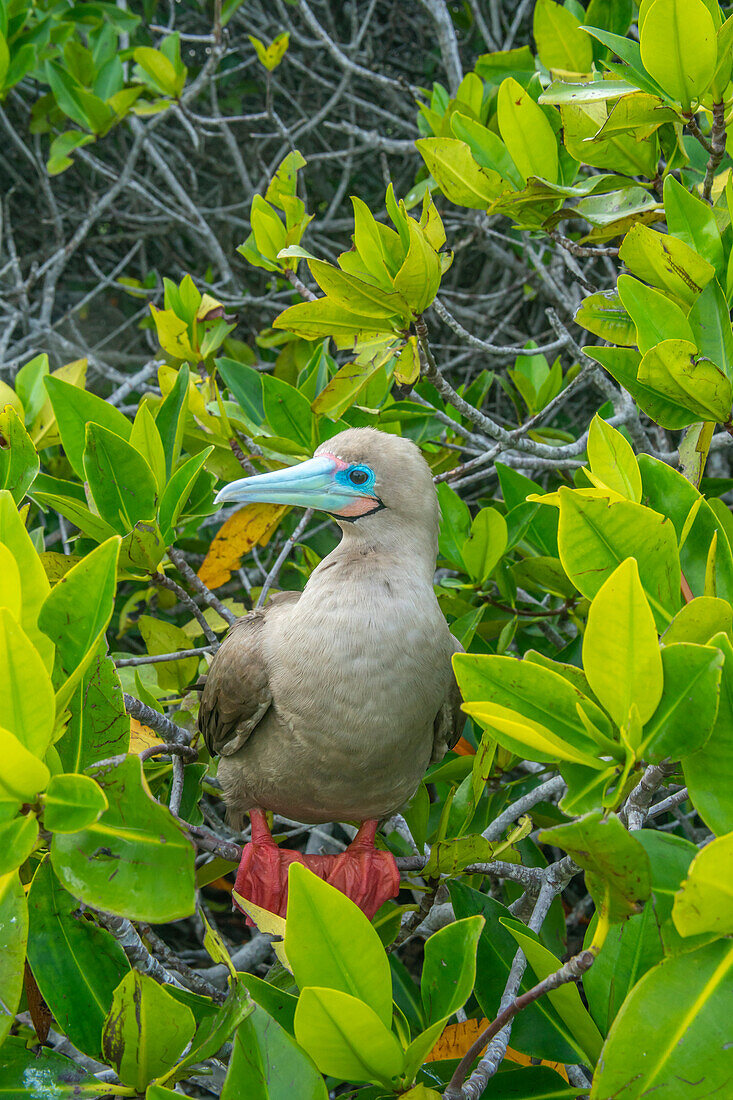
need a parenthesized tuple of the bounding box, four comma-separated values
(265, 577, 448, 741)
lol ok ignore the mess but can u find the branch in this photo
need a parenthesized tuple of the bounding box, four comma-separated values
(168, 545, 238, 626)
(283, 267, 318, 300)
(703, 101, 727, 203)
(96, 911, 188, 990)
(444, 949, 596, 1099)
(256, 509, 313, 607)
(621, 760, 678, 830)
(123, 694, 191, 745)
(151, 570, 220, 649)
(116, 646, 212, 667)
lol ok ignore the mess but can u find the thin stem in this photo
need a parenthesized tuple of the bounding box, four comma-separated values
(703, 101, 727, 203)
(116, 646, 212, 667)
(256, 509, 313, 607)
(123, 694, 191, 745)
(168, 545, 239, 626)
(283, 267, 317, 301)
(151, 570, 220, 648)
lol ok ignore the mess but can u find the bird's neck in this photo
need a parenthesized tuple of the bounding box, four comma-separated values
(311, 516, 439, 590)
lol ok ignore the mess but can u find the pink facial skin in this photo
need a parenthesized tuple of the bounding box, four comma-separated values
(318, 452, 380, 517)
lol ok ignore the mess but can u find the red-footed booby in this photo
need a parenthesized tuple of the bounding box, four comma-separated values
(199, 427, 463, 921)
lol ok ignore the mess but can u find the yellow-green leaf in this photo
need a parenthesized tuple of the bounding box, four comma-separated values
(533, 0, 593, 73)
(672, 832, 733, 938)
(639, 0, 717, 109)
(497, 77, 559, 184)
(583, 558, 663, 728)
(586, 414, 641, 502)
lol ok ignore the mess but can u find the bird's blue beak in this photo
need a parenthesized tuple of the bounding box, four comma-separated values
(214, 455, 379, 518)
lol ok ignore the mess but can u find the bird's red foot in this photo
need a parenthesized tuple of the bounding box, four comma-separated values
(233, 812, 400, 925)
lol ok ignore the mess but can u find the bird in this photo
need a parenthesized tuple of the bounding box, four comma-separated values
(198, 426, 463, 922)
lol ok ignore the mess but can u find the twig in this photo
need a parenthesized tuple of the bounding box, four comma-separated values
(621, 760, 678, 830)
(483, 775, 566, 842)
(170, 756, 186, 815)
(283, 267, 318, 301)
(703, 102, 727, 203)
(256, 509, 313, 607)
(444, 948, 596, 1098)
(139, 742, 198, 762)
(648, 786, 689, 818)
(548, 230, 619, 259)
(137, 923, 227, 1003)
(168, 546, 238, 626)
(123, 694, 191, 745)
(95, 911, 188, 990)
(116, 646, 212, 667)
(151, 570, 220, 648)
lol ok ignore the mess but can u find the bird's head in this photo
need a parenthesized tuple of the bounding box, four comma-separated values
(214, 427, 438, 542)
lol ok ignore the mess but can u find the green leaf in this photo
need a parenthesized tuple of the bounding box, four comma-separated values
(639, 0, 717, 108)
(461, 507, 507, 584)
(449, 113, 524, 190)
(44, 376, 132, 480)
(158, 447, 214, 538)
(687, 279, 733, 380)
(583, 831, 698, 1032)
(501, 917, 602, 1065)
(138, 614, 199, 693)
(664, 597, 733, 645)
(240, 973, 298, 1034)
(533, 0, 593, 72)
(307, 259, 407, 320)
(639, 455, 733, 604)
(43, 774, 108, 833)
(585, 346, 692, 431)
(39, 537, 120, 709)
(27, 859, 130, 1059)
(450, 883, 579, 1061)
(0, 725, 50, 805)
(84, 424, 158, 534)
(416, 138, 502, 208)
(294, 986, 404, 1087)
(0, 491, 53, 669)
(0, 815, 38, 876)
(133, 47, 181, 96)
(560, 101, 658, 177)
(57, 652, 130, 774)
(590, 940, 733, 1098)
(421, 915, 484, 1024)
(392, 215, 441, 314)
(619, 224, 715, 309)
(0, 871, 27, 1048)
(586, 414, 641, 501)
(540, 812, 651, 923)
(642, 642, 723, 760)
(51, 755, 195, 922)
(262, 374, 315, 450)
(0, 405, 38, 503)
(221, 1005, 327, 1100)
(683, 633, 733, 834)
(285, 864, 393, 1027)
(102, 970, 195, 1089)
(553, 489, 681, 629)
(497, 77, 559, 184)
(0, 1038, 125, 1097)
(575, 290, 636, 346)
(639, 339, 732, 422)
(129, 403, 166, 491)
(311, 360, 382, 420)
(664, 175, 724, 278)
(273, 298, 393, 343)
(455, 652, 613, 765)
(583, 558, 662, 727)
(172, 976, 253, 1077)
(155, 364, 190, 478)
(33, 490, 118, 544)
(672, 832, 733, 939)
(0, 607, 55, 757)
(617, 274, 694, 355)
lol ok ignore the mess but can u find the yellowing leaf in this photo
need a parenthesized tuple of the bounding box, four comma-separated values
(393, 337, 421, 386)
(198, 502, 288, 589)
(416, 138, 502, 209)
(149, 304, 193, 360)
(129, 717, 163, 755)
(248, 32, 289, 72)
(425, 1019, 568, 1080)
(463, 700, 605, 769)
(233, 890, 291, 970)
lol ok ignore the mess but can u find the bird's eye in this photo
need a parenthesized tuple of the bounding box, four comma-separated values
(348, 467, 370, 486)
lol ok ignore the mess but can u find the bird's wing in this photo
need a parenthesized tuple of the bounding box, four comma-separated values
(431, 633, 465, 763)
(197, 592, 299, 758)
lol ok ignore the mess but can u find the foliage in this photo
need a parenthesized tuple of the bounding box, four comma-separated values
(2, 0, 733, 1098)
